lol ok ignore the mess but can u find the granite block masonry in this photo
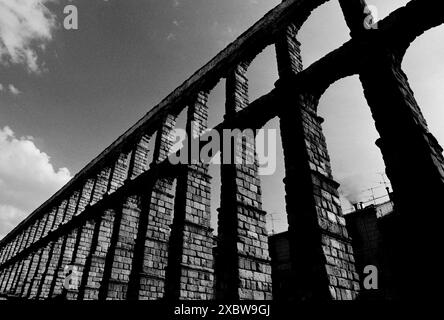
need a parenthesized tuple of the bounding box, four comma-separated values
(1, 0, 443, 301)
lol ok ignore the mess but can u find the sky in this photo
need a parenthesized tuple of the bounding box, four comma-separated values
(0, 0, 443, 238)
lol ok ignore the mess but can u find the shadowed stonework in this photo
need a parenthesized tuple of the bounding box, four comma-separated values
(1, 0, 443, 301)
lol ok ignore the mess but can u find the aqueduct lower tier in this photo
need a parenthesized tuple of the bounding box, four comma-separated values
(1, 0, 443, 301)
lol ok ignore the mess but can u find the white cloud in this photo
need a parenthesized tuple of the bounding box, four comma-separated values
(0, 83, 21, 95)
(8, 84, 20, 95)
(0, 0, 56, 73)
(0, 205, 27, 239)
(166, 33, 176, 41)
(211, 21, 240, 49)
(0, 126, 72, 239)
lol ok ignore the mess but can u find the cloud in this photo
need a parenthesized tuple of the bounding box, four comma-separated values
(173, 0, 181, 8)
(0, 205, 27, 239)
(338, 173, 371, 204)
(0, 0, 56, 73)
(166, 33, 176, 41)
(0, 83, 21, 95)
(8, 84, 20, 95)
(211, 22, 239, 49)
(0, 126, 72, 239)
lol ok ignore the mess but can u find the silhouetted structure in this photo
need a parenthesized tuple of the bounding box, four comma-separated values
(345, 200, 398, 300)
(0, 0, 443, 301)
(269, 199, 399, 300)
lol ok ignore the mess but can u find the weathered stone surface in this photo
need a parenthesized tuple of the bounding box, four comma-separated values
(81, 209, 115, 300)
(217, 61, 272, 300)
(39, 237, 64, 299)
(66, 220, 96, 300)
(276, 22, 359, 300)
(0, 0, 442, 302)
(165, 92, 215, 300)
(52, 228, 79, 298)
(103, 195, 141, 300)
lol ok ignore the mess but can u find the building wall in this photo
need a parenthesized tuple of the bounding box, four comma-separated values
(345, 202, 398, 300)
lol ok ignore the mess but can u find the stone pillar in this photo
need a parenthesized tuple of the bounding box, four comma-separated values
(5, 243, 13, 262)
(11, 259, 27, 294)
(0, 246, 5, 264)
(139, 179, 175, 300)
(18, 233, 28, 254)
(97, 137, 153, 301)
(18, 227, 31, 253)
(39, 236, 64, 299)
(42, 208, 57, 238)
(359, 50, 444, 298)
(279, 92, 360, 300)
(275, 23, 302, 78)
(9, 259, 25, 294)
(7, 241, 15, 261)
(52, 201, 68, 231)
(216, 62, 273, 300)
(126, 115, 177, 300)
(3, 239, 14, 262)
(75, 214, 102, 300)
(12, 233, 24, 257)
(4, 261, 18, 293)
(275, 22, 359, 301)
(4, 265, 15, 292)
(0, 270, 5, 291)
(0, 265, 12, 292)
(153, 114, 177, 165)
(99, 196, 140, 300)
(13, 236, 22, 255)
(0, 246, 7, 264)
(26, 221, 39, 248)
(2, 245, 9, 263)
(77, 178, 96, 214)
(1, 265, 11, 289)
(60, 177, 99, 300)
(7, 262, 19, 293)
(63, 191, 81, 224)
(2, 241, 12, 263)
(5, 239, 17, 262)
(19, 232, 28, 253)
(35, 241, 57, 299)
(0, 268, 6, 290)
(165, 92, 215, 300)
(29, 242, 53, 299)
(12, 261, 24, 293)
(0, 266, 7, 291)
(23, 248, 43, 298)
(2, 244, 11, 263)
(91, 167, 112, 205)
(14, 258, 30, 296)
(77, 154, 129, 300)
(130, 134, 152, 180)
(66, 220, 96, 300)
(81, 208, 116, 300)
(51, 228, 79, 298)
(17, 253, 34, 297)
(9, 239, 19, 260)
(109, 151, 131, 193)
(34, 214, 49, 244)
